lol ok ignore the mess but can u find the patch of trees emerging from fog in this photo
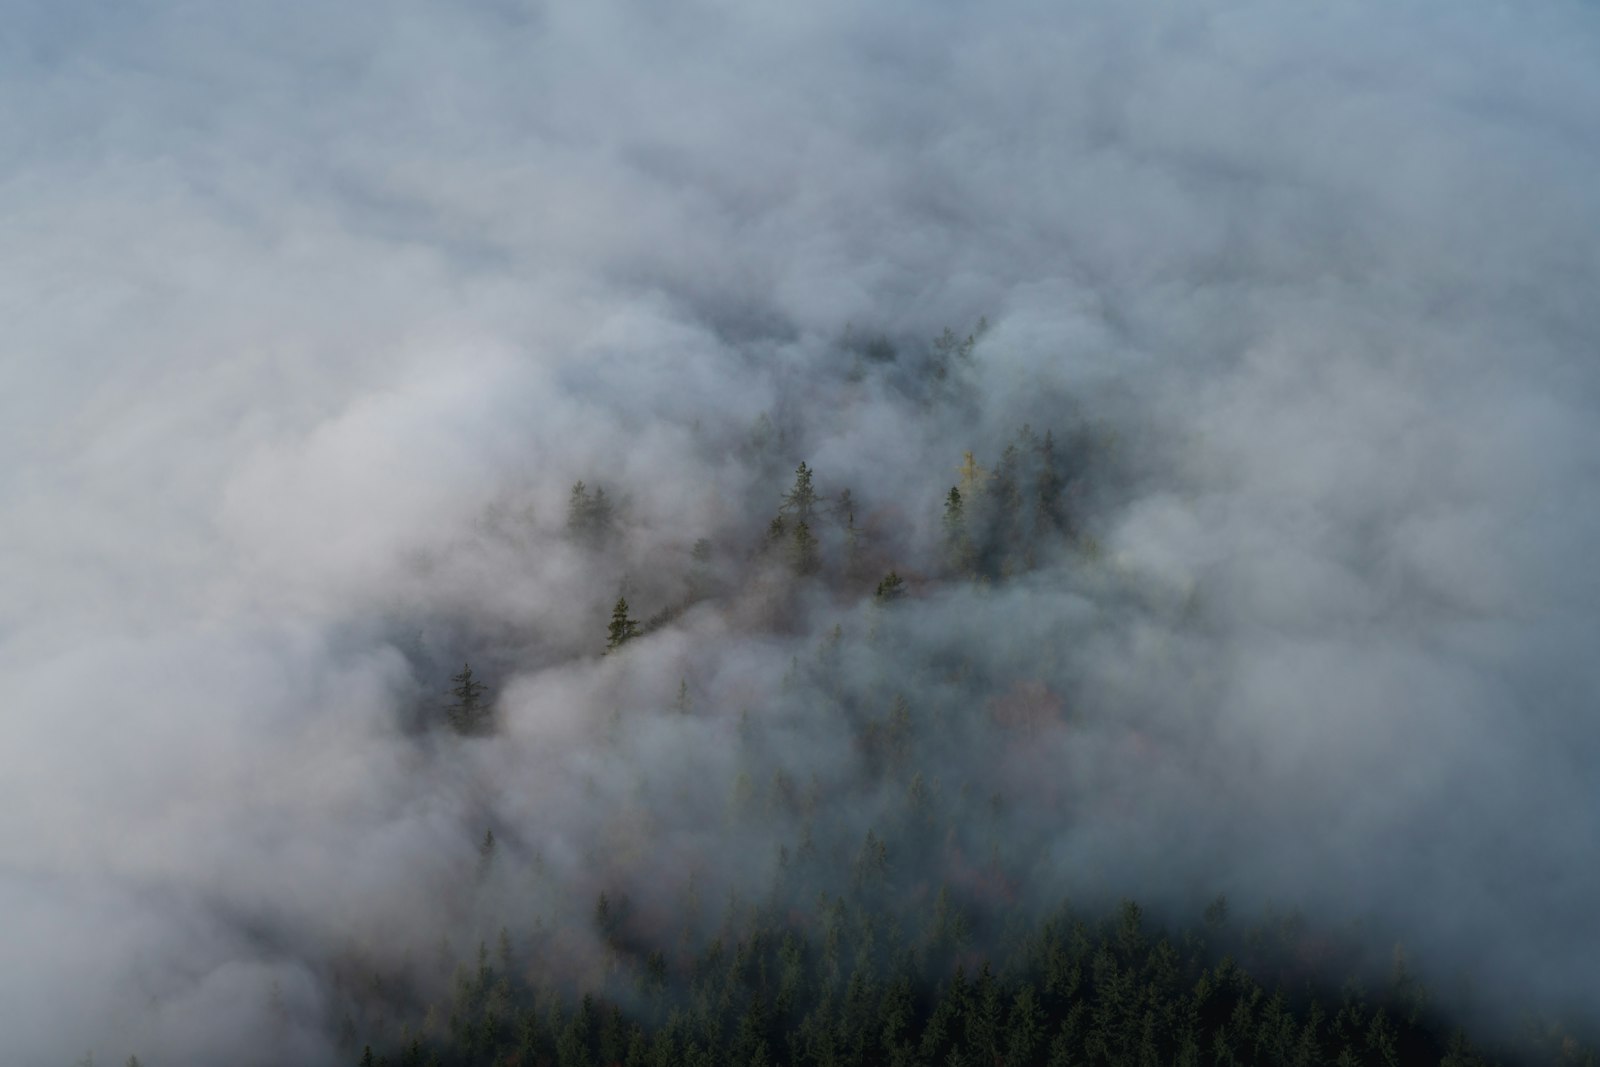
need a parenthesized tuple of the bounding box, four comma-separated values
(407, 387, 1593, 1064)
(98, 326, 1597, 1067)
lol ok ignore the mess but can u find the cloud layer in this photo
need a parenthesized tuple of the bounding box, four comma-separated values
(5, 1, 1600, 1062)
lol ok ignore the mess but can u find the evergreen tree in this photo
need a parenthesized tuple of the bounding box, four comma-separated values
(942, 487, 971, 574)
(567, 480, 616, 544)
(875, 571, 906, 602)
(606, 598, 640, 653)
(781, 462, 818, 524)
(566, 481, 592, 537)
(446, 663, 491, 735)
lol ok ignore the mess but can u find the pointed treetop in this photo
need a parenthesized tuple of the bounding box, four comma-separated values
(781, 461, 818, 524)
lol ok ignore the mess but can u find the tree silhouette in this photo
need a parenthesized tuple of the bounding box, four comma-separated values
(606, 597, 640, 653)
(446, 663, 491, 735)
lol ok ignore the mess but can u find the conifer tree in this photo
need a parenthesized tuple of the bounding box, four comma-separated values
(566, 481, 592, 537)
(943, 487, 971, 574)
(606, 597, 640, 652)
(567, 480, 616, 543)
(781, 462, 818, 524)
(875, 571, 906, 602)
(446, 663, 491, 735)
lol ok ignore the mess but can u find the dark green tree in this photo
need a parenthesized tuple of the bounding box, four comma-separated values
(606, 597, 640, 652)
(781, 462, 818, 524)
(446, 663, 491, 735)
(875, 571, 906, 602)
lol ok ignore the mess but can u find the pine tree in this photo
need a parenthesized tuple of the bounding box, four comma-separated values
(566, 481, 592, 537)
(942, 487, 971, 573)
(781, 462, 818, 524)
(446, 663, 491, 735)
(606, 598, 640, 653)
(567, 480, 616, 543)
(875, 571, 905, 602)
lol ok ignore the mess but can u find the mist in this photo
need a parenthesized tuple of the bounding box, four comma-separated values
(5, 1, 1600, 1063)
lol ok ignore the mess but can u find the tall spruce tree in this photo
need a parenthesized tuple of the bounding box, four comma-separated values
(606, 597, 640, 653)
(781, 462, 818, 524)
(446, 663, 491, 735)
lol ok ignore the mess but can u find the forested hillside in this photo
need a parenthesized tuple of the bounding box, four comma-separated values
(255, 327, 1588, 1067)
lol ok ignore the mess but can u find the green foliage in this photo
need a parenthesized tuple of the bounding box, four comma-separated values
(372, 890, 1524, 1067)
(781, 462, 818, 525)
(607, 597, 640, 653)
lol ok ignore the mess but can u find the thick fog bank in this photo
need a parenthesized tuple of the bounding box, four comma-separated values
(4, 1, 1600, 1062)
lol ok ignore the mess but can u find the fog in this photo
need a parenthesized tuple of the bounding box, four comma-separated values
(5, 1, 1600, 1063)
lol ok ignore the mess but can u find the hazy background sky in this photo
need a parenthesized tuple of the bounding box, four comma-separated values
(5, 1, 1600, 1063)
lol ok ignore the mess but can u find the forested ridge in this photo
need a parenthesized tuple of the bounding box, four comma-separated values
(321, 330, 1592, 1067)
(86, 327, 1598, 1067)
